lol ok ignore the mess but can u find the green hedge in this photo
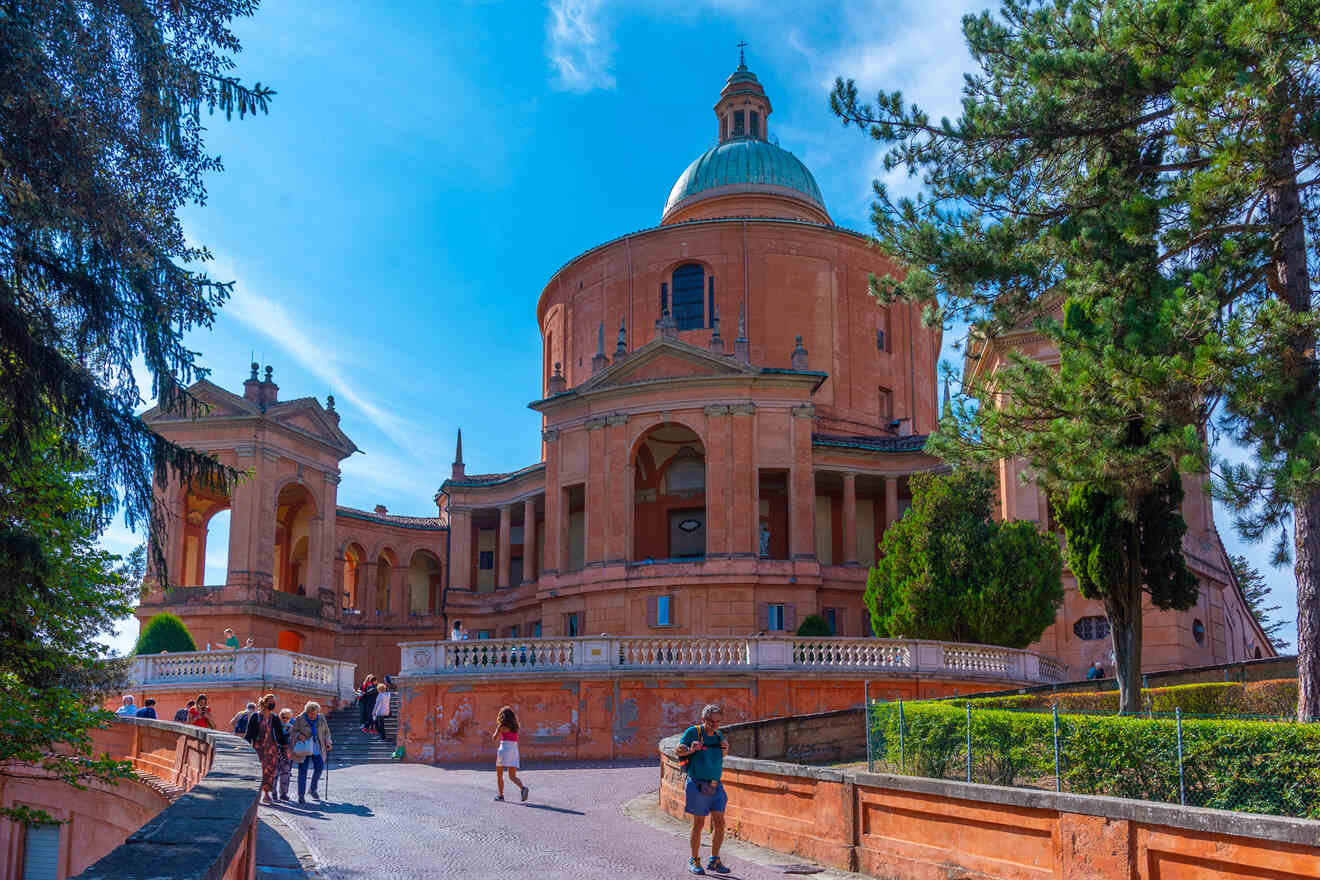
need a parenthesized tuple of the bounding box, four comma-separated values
(963, 679, 1297, 718)
(870, 701, 1320, 817)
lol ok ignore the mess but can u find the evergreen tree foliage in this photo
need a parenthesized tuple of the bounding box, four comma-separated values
(831, 0, 1273, 712)
(1229, 554, 1292, 652)
(864, 470, 1063, 648)
(796, 614, 834, 637)
(133, 613, 197, 655)
(0, 426, 143, 824)
(0, 0, 273, 580)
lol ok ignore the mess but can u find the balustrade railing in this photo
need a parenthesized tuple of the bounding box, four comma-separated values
(398, 636, 1066, 684)
(128, 649, 357, 701)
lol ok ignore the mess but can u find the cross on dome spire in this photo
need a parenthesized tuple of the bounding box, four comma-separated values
(737, 40, 748, 69)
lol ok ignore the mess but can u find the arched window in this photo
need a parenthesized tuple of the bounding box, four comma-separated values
(672, 264, 705, 331)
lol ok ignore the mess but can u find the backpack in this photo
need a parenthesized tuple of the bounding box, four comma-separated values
(233, 711, 250, 736)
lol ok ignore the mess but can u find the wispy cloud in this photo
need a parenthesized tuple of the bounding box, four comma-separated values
(546, 0, 616, 92)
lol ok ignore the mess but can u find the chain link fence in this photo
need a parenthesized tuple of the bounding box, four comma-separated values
(864, 698, 1320, 818)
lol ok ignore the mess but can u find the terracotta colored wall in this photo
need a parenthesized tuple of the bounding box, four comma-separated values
(657, 731, 1320, 879)
(395, 672, 1000, 764)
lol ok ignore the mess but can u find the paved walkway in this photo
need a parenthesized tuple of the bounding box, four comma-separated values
(259, 762, 859, 879)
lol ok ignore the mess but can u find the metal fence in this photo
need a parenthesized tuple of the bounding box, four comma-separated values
(864, 699, 1320, 819)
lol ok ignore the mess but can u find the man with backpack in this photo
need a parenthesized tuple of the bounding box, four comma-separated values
(675, 704, 731, 875)
(231, 701, 258, 736)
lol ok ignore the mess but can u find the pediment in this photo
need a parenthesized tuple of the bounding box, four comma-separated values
(266, 398, 359, 456)
(142, 380, 257, 422)
(574, 337, 756, 393)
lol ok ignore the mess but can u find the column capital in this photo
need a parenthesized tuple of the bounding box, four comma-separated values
(730, 403, 756, 416)
(542, 429, 559, 443)
(323, 471, 342, 485)
(791, 404, 816, 419)
(605, 412, 629, 427)
(703, 404, 731, 416)
(584, 417, 608, 431)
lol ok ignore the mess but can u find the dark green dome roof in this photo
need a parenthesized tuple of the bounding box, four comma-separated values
(662, 137, 827, 220)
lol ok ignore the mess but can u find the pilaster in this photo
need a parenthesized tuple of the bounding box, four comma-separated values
(703, 405, 732, 556)
(842, 473, 858, 566)
(605, 414, 630, 563)
(497, 504, 513, 588)
(585, 418, 607, 565)
(522, 497, 538, 583)
(789, 405, 815, 560)
(449, 508, 473, 590)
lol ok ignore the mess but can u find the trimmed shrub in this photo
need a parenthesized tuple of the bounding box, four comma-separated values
(796, 614, 833, 637)
(965, 680, 1297, 718)
(870, 701, 1320, 817)
(133, 613, 196, 654)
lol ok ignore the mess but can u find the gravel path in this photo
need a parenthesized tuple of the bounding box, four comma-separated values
(259, 762, 858, 880)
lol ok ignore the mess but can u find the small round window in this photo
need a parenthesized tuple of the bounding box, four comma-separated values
(1193, 619, 1205, 644)
(1073, 616, 1111, 641)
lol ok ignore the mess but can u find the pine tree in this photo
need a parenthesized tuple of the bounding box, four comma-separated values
(865, 469, 1063, 648)
(0, 0, 273, 581)
(833, 0, 1212, 712)
(1228, 554, 1293, 652)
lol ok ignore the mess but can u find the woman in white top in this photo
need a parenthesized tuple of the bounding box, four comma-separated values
(371, 683, 390, 741)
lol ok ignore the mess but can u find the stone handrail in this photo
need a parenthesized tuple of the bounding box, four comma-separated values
(128, 648, 358, 702)
(398, 636, 1067, 684)
(72, 718, 260, 880)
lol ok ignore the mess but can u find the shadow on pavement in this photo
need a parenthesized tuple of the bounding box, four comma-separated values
(518, 802, 586, 816)
(272, 800, 375, 820)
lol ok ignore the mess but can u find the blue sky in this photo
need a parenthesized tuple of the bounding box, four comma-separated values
(102, 0, 1298, 653)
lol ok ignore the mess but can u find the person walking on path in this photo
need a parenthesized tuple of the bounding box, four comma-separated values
(231, 701, 258, 736)
(222, 628, 240, 649)
(359, 674, 377, 732)
(189, 693, 214, 728)
(492, 706, 529, 803)
(675, 704, 731, 875)
(371, 683, 390, 740)
(116, 695, 136, 716)
(244, 693, 288, 805)
(276, 708, 295, 801)
(289, 701, 332, 804)
(173, 700, 194, 723)
(134, 698, 157, 719)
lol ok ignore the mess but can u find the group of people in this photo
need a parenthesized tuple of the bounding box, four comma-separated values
(231, 695, 332, 805)
(221, 627, 256, 650)
(356, 674, 392, 739)
(116, 692, 215, 727)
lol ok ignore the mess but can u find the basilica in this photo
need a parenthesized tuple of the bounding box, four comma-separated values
(138, 60, 1272, 680)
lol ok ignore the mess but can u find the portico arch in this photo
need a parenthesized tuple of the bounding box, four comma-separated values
(632, 422, 706, 561)
(274, 483, 317, 594)
(375, 548, 398, 614)
(408, 550, 442, 615)
(342, 542, 366, 611)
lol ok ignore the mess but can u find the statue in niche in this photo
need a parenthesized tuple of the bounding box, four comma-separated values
(759, 521, 771, 558)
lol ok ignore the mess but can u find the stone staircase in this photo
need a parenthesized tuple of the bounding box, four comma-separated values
(325, 691, 399, 766)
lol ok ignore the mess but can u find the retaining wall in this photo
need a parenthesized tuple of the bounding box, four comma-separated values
(396, 672, 999, 763)
(658, 714, 1320, 879)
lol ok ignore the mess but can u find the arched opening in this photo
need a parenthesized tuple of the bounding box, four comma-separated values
(375, 550, 396, 614)
(342, 543, 366, 612)
(179, 481, 230, 586)
(633, 423, 706, 562)
(408, 550, 442, 615)
(276, 630, 304, 653)
(274, 483, 316, 594)
(202, 508, 231, 586)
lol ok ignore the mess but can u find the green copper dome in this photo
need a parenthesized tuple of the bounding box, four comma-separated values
(662, 137, 827, 221)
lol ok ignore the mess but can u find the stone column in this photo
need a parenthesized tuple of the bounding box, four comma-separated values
(306, 514, 323, 597)
(604, 414, 630, 564)
(789, 405, 816, 560)
(522, 497, 537, 583)
(253, 448, 280, 589)
(393, 564, 410, 618)
(884, 477, 900, 532)
(842, 472, 858, 566)
(227, 447, 258, 587)
(497, 504, 513, 588)
(449, 507, 473, 590)
(703, 406, 731, 557)
(585, 418, 607, 565)
(543, 430, 562, 575)
(359, 561, 378, 617)
(332, 551, 346, 616)
(731, 404, 757, 555)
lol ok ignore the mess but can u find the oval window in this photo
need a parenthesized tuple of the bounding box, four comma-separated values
(1193, 619, 1205, 644)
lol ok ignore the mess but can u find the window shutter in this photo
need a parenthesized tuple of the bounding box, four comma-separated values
(647, 596, 658, 628)
(22, 824, 59, 880)
(784, 604, 798, 632)
(758, 602, 770, 632)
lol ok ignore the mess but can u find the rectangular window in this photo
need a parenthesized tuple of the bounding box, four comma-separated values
(721, 115, 728, 140)
(531, 620, 542, 637)
(878, 386, 893, 421)
(565, 612, 580, 637)
(504, 625, 520, 638)
(733, 110, 745, 135)
(876, 328, 886, 351)
(768, 603, 786, 631)
(22, 824, 59, 880)
(657, 595, 672, 626)
(824, 607, 837, 636)
(478, 550, 494, 570)
(672, 264, 705, 331)
(476, 629, 493, 640)
(750, 111, 760, 137)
